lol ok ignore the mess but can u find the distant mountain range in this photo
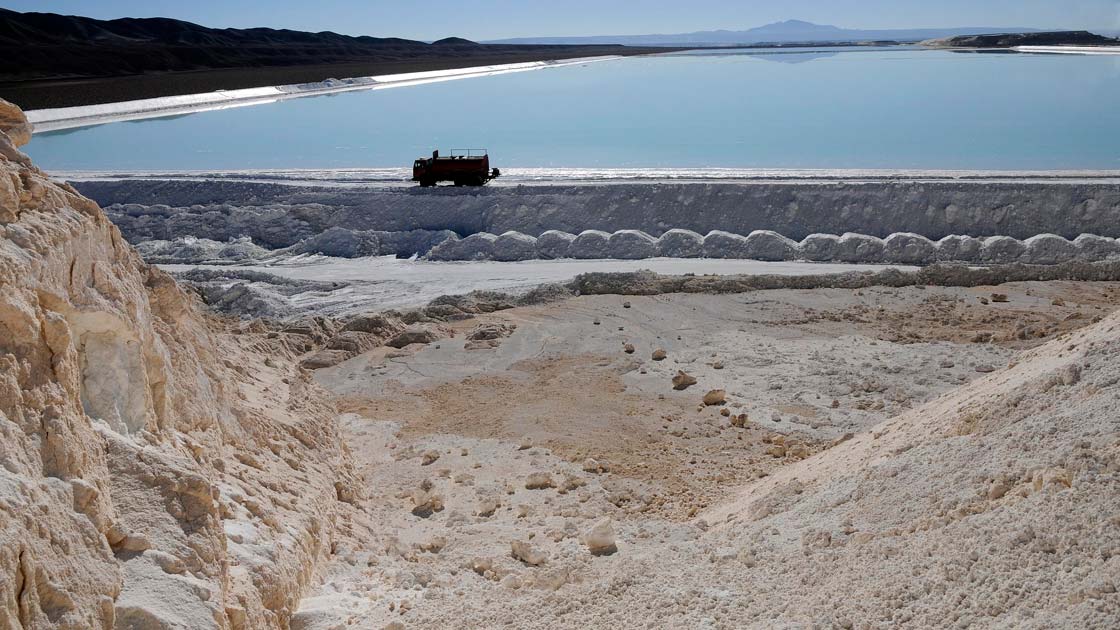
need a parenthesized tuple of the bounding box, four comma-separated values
(0, 8, 482, 81)
(486, 19, 1043, 46)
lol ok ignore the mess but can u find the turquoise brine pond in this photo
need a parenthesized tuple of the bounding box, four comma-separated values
(24, 47, 1120, 171)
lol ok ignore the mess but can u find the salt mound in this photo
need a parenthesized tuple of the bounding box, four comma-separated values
(1022, 234, 1077, 265)
(1074, 234, 1120, 261)
(937, 234, 983, 262)
(570, 230, 612, 259)
(744, 229, 798, 261)
(136, 236, 270, 263)
(800, 233, 841, 261)
(882, 232, 937, 264)
(834, 232, 886, 262)
(492, 231, 538, 262)
(608, 230, 658, 259)
(583, 518, 618, 556)
(981, 235, 1027, 263)
(286, 226, 381, 257)
(701, 230, 751, 259)
(656, 229, 704, 258)
(536, 230, 576, 259)
(428, 232, 497, 261)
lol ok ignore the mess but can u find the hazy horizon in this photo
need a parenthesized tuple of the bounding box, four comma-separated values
(2, 0, 1118, 41)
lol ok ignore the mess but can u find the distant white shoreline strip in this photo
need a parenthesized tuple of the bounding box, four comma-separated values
(1013, 45, 1120, 55)
(52, 167, 1120, 187)
(25, 56, 621, 133)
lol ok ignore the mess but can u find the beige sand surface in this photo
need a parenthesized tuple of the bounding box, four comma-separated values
(293, 281, 1120, 628)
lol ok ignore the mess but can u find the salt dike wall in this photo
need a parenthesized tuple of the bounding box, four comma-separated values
(0, 99, 359, 628)
(75, 178, 1120, 243)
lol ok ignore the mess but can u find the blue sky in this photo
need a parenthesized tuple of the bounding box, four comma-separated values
(2, 1, 1118, 40)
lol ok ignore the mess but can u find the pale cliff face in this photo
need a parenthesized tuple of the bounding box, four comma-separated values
(0, 99, 359, 629)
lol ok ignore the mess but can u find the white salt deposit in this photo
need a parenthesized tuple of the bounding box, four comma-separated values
(26, 56, 621, 133)
(160, 256, 912, 315)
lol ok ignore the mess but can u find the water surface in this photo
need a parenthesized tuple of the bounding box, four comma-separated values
(25, 48, 1120, 171)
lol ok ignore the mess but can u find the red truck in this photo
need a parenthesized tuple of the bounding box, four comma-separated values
(412, 149, 501, 187)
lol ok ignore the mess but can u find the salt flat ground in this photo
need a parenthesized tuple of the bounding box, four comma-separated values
(295, 281, 1120, 628)
(162, 257, 915, 315)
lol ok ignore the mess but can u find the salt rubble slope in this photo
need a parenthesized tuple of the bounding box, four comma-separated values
(703, 304, 1120, 626)
(0, 98, 359, 628)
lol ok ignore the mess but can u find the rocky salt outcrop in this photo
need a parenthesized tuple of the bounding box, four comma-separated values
(0, 100, 358, 629)
(0, 100, 31, 148)
(136, 236, 271, 264)
(386, 323, 447, 349)
(176, 269, 349, 320)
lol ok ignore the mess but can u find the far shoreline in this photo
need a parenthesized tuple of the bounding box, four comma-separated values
(25, 57, 624, 133)
(0, 46, 681, 111)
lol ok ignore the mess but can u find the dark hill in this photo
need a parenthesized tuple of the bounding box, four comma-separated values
(431, 37, 482, 47)
(0, 9, 644, 83)
(0, 9, 672, 109)
(923, 31, 1118, 48)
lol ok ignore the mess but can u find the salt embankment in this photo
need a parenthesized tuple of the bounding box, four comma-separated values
(71, 176, 1120, 265)
(76, 177, 1120, 243)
